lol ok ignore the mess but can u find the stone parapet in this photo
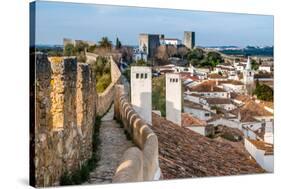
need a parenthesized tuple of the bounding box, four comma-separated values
(113, 85, 161, 182)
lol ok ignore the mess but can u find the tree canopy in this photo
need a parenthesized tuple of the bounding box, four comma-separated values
(98, 37, 112, 49)
(254, 80, 273, 101)
(115, 37, 122, 49)
(186, 49, 223, 68)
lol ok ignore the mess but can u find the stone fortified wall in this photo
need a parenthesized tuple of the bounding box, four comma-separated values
(112, 85, 161, 182)
(86, 53, 121, 116)
(35, 53, 96, 187)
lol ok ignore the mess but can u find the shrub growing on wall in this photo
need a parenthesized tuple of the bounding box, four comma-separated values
(90, 56, 112, 93)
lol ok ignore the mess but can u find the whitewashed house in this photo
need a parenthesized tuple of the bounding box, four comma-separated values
(259, 63, 273, 73)
(244, 138, 273, 172)
(183, 100, 213, 121)
(164, 38, 182, 46)
(234, 63, 246, 72)
(186, 80, 230, 98)
(181, 113, 211, 136)
(133, 47, 148, 62)
(200, 97, 236, 111)
(218, 80, 245, 93)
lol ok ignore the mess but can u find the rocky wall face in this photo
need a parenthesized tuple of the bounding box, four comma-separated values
(35, 54, 95, 187)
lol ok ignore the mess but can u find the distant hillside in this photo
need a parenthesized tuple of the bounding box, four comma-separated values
(220, 46, 273, 57)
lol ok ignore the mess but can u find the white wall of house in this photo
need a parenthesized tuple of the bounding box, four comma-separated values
(244, 138, 273, 172)
(242, 122, 262, 131)
(173, 66, 188, 73)
(254, 116, 274, 123)
(187, 91, 229, 98)
(264, 106, 273, 114)
(164, 39, 182, 46)
(134, 52, 148, 62)
(263, 155, 274, 172)
(259, 66, 272, 73)
(185, 94, 201, 104)
(243, 129, 257, 140)
(209, 118, 241, 130)
(264, 132, 274, 144)
(187, 126, 206, 136)
(205, 103, 236, 111)
(235, 65, 245, 72)
(221, 83, 244, 93)
(264, 121, 274, 144)
(183, 107, 211, 121)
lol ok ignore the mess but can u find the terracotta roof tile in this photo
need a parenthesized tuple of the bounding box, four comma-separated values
(182, 113, 207, 127)
(246, 138, 273, 155)
(219, 80, 244, 85)
(208, 73, 228, 79)
(205, 98, 232, 105)
(151, 113, 265, 179)
(189, 81, 226, 92)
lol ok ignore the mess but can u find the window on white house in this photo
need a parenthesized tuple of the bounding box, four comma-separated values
(136, 73, 139, 79)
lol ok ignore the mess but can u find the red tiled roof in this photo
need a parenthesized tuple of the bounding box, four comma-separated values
(241, 101, 273, 117)
(151, 113, 264, 179)
(229, 100, 273, 123)
(205, 98, 232, 105)
(180, 72, 199, 81)
(219, 80, 244, 85)
(231, 93, 251, 103)
(184, 100, 211, 112)
(189, 81, 226, 92)
(208, 73, 228, 79)
(182, 113, 207, 127)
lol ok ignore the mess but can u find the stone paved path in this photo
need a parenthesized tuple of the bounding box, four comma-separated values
(87, 105, 134, 184)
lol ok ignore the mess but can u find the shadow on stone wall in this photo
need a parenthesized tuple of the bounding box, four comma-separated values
(34, 54, 95, 187)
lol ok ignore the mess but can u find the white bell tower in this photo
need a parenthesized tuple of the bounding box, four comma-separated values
(243, 57, 254, 85)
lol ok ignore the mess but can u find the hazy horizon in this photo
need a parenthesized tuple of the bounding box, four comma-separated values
(33, 1, 274, 47)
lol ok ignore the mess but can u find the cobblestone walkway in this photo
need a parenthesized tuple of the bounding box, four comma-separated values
(87, 105, 134, 184)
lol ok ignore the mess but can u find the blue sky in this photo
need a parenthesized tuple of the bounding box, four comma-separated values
(34, 1, 274, 47)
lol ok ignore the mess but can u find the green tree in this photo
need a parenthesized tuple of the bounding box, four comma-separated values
(75, 41, 89, 52)
(64, 44, 76, 56)
(206, 51, 223, 64)
(152, 76, 166, 116)
(90, 56, 112, 93)
(88, 45, 96, 53)
(115, 37, 122, 49)
(187, 48, 204, 61)
(251, 59, 259, 70)
(254, 81, 273, 101)
(98, 37, 112, 49)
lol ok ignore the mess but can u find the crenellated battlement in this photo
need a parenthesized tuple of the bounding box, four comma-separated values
(35, 54, 96, 186)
